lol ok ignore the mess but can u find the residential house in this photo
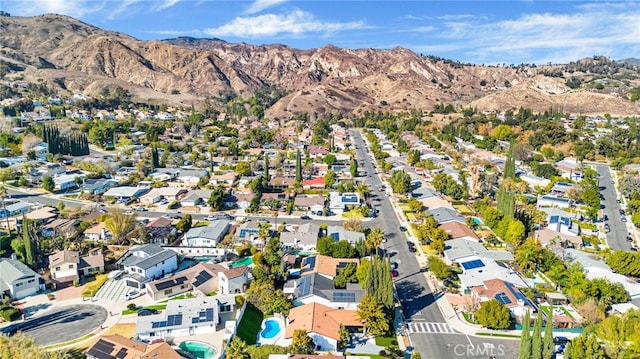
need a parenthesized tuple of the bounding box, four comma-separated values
(81, 178, 118, 195)
(136, 295, 237, 340)
(209, 172, 237, 186)
(86, 334, 182, 359)
(555, 159, 582, 180)
(456, 256, 527, 290)
(328, 192, 361, 214)
(270, 176, 296, 189)
(84, 222, 111, 242)
(25, 207, 58, 224)
(519, 173, 551, 189)
(326, 225, 365, 244)
(0, 257, 45, 299)
(218, 266, 250, 294)
(294, 195, 325, 214)
(177, 168, 209, 184)
(283, 273, 364, 309)
(181, 220, 231, 247)
(42, 218, 78, 238)
(427, 207, 466, 225)
(53, 172, 85, 191)
(302, 177, 325, 190)
(439, 222, 479, 241)
(283, 302, 362, 351)
(237, 221, 260, 240)
(145, 217, 177, 245)
(280, 223, 320, 252)
(180, 189, 213, 207)
(471, 279, 537, 318)
(139, 187, 188, 205)
(116, 244, 178, 288)
(114, 167, 138, 182)
(443, 238, 514, 264)
(103, 186, 149, 201)
(300, 255, 359, 280)
(537, 195, 571, 209)
(309, 146, 329, 158)
(0, 201, 32, 219)
(146, 262, 221, 301)
(48, 249, 105, 285)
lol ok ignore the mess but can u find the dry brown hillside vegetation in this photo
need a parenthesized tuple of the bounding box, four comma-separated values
(1, 14, 639, 117)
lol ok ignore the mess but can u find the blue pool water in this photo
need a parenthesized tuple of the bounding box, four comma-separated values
(179, 341, 216, 359)
(472, 217, 483, 225)
(261, 318, 282, 339)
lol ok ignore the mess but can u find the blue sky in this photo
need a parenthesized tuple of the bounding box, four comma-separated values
(2, 0, 639, 65)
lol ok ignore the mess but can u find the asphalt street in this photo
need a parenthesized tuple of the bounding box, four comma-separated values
(0, 304, 107, 346)
(593, 164, 633, 251)
(351, 130, 518, 359)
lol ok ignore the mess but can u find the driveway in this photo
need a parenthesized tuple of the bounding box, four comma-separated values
(0, 304, 108, 346)
(345, 334, 385, 354)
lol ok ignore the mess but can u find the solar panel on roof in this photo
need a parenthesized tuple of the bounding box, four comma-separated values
(206, 308, 214, 321)
(495, 292, 512, 305)
(461, 259, 485, 270)
(192, 317, 199, 324)
(297, 276, 311, 297)
(192, 271, 213, 287)
(88, 339, 115, 359)
(115, 347, 128, 359)
(333, 292, 356, 302)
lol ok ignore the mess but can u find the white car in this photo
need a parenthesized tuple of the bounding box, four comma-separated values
(124, 291, 142, 300)
(204, 215, 218, 221)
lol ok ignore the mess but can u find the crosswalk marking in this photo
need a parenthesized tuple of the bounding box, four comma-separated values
(406, 322, 456, 334)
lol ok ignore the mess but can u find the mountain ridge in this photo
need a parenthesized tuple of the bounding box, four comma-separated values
(0, 14, 638, 117)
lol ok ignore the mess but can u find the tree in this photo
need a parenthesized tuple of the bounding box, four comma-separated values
(533, 163, 559, 179)
(344, 218, 365, 232)
(22, 216, 34, 267)
(324, 169, 336, 189)
(518, 310, 532, 359)
(428, 256, 453, 281)
(235, 161, 252, 176)
(492, 124, 514, 140)
(366, 228, 385, 254)
(295, 149, 302, 183)
(323, 154, 337, 166)
(407, 149, 421, 166)
(42, 176, 55, 192)
(475, 299, 512, 329)
(389, 170, 411, 195)
(357, 295, 389, 336)
(532, 312, 543, 359)
(356, 258, 370, 288)
(208, 185, 225, 210)
(564, 334, 605, 359)
(226, 336, 249, 359)
(105, 208, 136, 245)
(289, 329, 315, 354)
(176, 214, 192, 233)
(338, 324, 350, 349)
(407, 198, 423, 213)
(0, 331, 70, 359)
(542, 311, 554, 359)
(350, 157, 358, 178)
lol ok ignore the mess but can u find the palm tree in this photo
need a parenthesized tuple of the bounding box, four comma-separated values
(515, 238, 543, 274)
(366, 227, 385, 253)
(355, 182, 370, 201)
(226, 337, 249, 359)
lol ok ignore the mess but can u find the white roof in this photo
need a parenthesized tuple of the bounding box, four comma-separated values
(458, 257, 528, 289)
(585, 267, 640, 299)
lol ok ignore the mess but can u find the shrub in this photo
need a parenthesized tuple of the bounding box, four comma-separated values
(167, 201, 179, 209)
(0, 306, 20, 321)
(127, 303, 138, 311)
(235, 295, 245, 307)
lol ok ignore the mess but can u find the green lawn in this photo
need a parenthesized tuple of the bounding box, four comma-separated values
(374, 336, 397, 347)
(236, 303, 264, 345)
(121, 304, 167, 315)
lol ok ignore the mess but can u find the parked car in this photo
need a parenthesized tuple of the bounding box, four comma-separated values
(399, 226, 407, 232)
(204, 215, 217, 221)
(622, 216, 628, 223)
(407, 241, 416, 253)
(124, 291, 142, 300)
(391, 270, 399, 278)
(631, 247, 638, 252)
(554, 336, 570, 345)
(300, 215, 311, 220)
(137, 308, 159, 316)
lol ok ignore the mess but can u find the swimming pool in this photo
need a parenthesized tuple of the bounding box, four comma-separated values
(262, 318, 282, 339)
(179, 341, 216, 359)
(258, 317, 285, 345)
(231, 257, 253, 268)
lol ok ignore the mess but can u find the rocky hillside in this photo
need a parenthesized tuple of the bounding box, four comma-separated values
(1, 14, 639, 117)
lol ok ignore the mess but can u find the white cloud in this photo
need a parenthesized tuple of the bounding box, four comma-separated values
(203, 10, 365, 38)
(246, 0, 288, 14)
(433, 3, 640, 64)
(4, 0, 105, 18)
(152, 0, 182, 11)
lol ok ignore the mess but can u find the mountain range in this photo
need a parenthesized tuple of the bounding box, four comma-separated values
(0, 13, 639, 117)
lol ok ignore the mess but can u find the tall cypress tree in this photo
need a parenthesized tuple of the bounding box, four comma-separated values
(532, 312, 543, 359)
(497, 140, 516, 217)
(295, 149, 302, 183)
(542, 309, 554, 359)
(518, 310, 532, 359)
(264, 152, 270, 181)
(22, 215, 34, 267)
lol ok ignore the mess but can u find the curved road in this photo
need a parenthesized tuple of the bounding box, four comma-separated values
(0, 304, 107, 346)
